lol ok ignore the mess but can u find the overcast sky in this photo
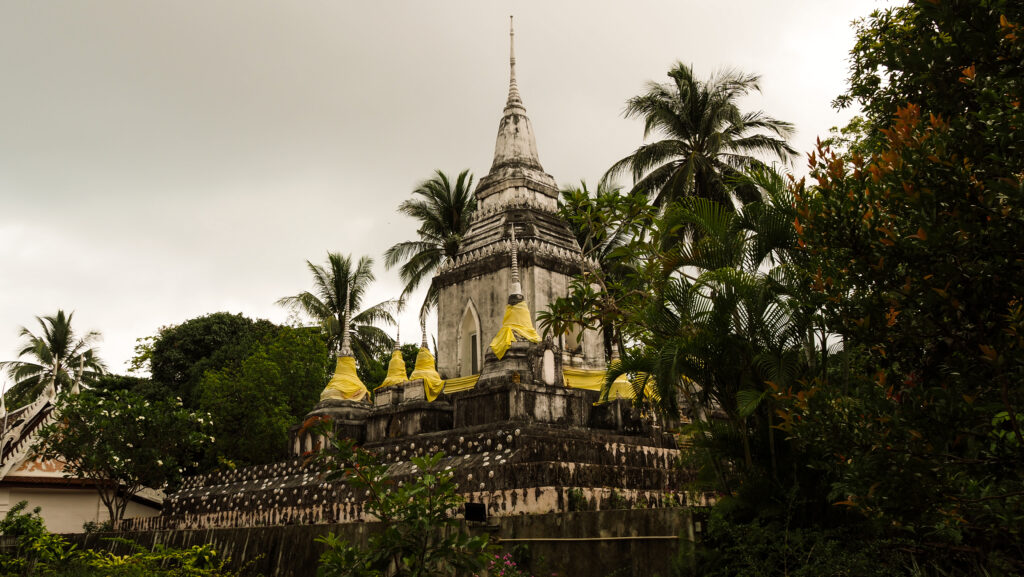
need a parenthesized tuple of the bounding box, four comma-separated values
(0, 1, 891, 387)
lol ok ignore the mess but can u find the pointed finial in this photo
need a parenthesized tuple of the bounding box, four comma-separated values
(339, 288, 353, 357)
(70, 357, 84, 395)
(394, 326, 401, 351)
(509, 224, 524, 303)
(420, 318, 428, 349)
(506, 15, 522, 108)
(45, 355, 59, 399)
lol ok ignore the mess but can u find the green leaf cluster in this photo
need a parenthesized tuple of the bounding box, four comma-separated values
(196, 326, 331, 468)
(785, 1, 1024, 571)
(1, 310, 106, 409)
(149, 312, 279, 406)
(0, 504, 242, 577)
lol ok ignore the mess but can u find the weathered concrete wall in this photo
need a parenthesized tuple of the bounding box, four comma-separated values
(70, 509, 690, 577)
(437, 262, 604, 378)
(122, 422, 683, 532)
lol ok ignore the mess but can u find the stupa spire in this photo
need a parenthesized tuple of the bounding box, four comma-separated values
(509, 224, 523, 302)
(339, 288, 353, 358)
(489, 16, 543, 173)
(420, 318, 428, 349)
(506, 16, 522, 108)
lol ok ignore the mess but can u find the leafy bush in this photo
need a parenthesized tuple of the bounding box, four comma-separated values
(0, 504, 243, 577)
(311, 428, 492, 577)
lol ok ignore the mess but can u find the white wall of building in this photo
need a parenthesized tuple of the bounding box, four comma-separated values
(0, 486, 159, 534)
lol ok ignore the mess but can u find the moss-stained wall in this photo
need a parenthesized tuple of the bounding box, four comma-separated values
(69, 509, 690, 577)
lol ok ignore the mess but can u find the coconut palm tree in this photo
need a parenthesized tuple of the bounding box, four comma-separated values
(1, 310, 106, 409)
(277, 253, 395, 367)
(604, 62, 796, 207)
(609, 167, 819, 490)
(384, 169, 476, 318)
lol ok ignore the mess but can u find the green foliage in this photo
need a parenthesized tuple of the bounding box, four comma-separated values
(607, 490, 628, 511)
(0, 501, 48, 565)
(566, 488, 587, 512)
(0, 310, 106, 409)
(312, 432, 492, 577)
(197, 326, 330, 468)
(603, 62, 795, 207)
(782, 1, 1024, 572)
(476, 553, 535, 577)
(149, 312, 279, 407)
(127, 335, 156, 377)
(682, 508, 905, 577)
(93, 374, 170, 403)
(35, 388, 211, 522)
(0, 524, 241, 577)
(541, 181, 655, 359)
(0, 502, 80, 575)
(397, 344, 420, 375)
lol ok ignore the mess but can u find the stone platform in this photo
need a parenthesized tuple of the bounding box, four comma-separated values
(120, 387, 684, 531)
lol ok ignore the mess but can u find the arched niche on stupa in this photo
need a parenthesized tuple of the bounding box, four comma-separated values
(458, 299, 482, 377)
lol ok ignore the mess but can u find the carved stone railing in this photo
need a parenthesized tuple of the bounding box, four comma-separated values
(438, 239, 599, 275)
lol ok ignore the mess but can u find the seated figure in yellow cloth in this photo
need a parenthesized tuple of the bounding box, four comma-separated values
(488, 224, 541, 360)
(409, 322, 444, 401)
(377, 341, 409, 389)
(489, 300, 541, 360)
(318, 296, 369, 403)
(321, 356, 369, 402)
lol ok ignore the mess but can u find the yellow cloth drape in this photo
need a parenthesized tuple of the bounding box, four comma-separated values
(489, 302, 542, 360)
(377, 349, 409, 389)
(563, 367, 633, 399)
(320, 356, 368, 402)
(443, 374, 479, 393)
(562, 367, 658, 402)
(410, 347, 445, 402)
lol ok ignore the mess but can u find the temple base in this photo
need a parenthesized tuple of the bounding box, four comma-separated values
(367, 379, 454, 442)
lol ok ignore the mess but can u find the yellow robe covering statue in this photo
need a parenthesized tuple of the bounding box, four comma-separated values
(489, 301, 541, 360)
(410, 348, 445, 402)
(320, 356, 369, 402)
(377, 349, 409, 389)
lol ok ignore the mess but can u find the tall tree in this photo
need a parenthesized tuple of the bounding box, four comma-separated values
(613, 168, 809, 454)
(384, 169, 476, 318)
(1, 310, 106, 409)
(277, 252, 395, 367)
(786, 2, 1024, 571)
(35, 388, 210, 523)
(197, 326, 330, 468)
(148, 312, 278, 407)
(604, 62, 796, 207)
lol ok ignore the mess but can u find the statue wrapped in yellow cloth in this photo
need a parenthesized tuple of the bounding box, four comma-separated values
(410, 321, 444, 401)
(489, 301, 541, 360)
(318, 289, 369, 403)
(377, 329, 408, 389)
(489, 225, 541, 360)
(321, 356, 369, 402)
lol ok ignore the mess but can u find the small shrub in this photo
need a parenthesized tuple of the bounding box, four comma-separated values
(313, 432, 493, 577)
(566, 488, 586, 512)
(607, 489, 629, 510)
